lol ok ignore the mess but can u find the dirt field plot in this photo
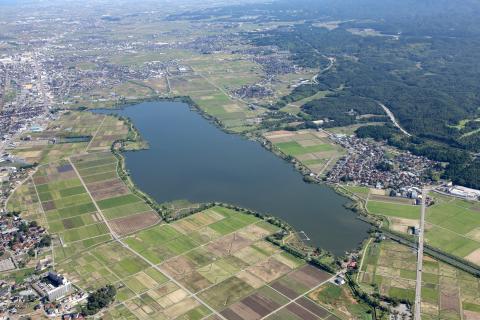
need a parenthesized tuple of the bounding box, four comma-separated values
(220, 286, 289, 320)
(110, 211, 161, 236)
(114, 206, 336, 318)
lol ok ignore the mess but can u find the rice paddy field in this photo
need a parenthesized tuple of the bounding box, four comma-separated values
(424, 193, 480, 266)
(55, 205, 346, 320)
(7, 114, 357, 319)
(9, 111, 129, 164)
(362, 188, 480, 265)
(357, 240, 480, 320)
(264, 130, 345, 177)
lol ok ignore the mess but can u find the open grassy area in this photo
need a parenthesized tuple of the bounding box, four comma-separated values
(424, 194, 480, 264)
(366, 200, 420, 220)
(357, 239, 480, 320)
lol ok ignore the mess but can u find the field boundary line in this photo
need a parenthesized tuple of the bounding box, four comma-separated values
(29, 175, 55, 267)
(261, 273, 338, 319)
(68, 157, 228, 320)
(426, 222, 480, 245)
(367, 199, 418, 206)
(356, 237, 373, 282)
(85, 115, 106, 152)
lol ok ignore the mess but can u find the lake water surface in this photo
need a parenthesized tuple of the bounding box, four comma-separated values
(96, 101, 368, 255)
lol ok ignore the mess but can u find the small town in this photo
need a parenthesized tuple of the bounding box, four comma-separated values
(327, 135, 439, 190)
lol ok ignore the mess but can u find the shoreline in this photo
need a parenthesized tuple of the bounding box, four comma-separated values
(86, 97, 370, 258)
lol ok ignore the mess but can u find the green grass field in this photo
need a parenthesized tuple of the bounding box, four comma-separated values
(275, 141, 334, 156)
(367, 200, 420, 219)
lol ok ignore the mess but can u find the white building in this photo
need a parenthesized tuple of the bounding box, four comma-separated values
(448, 186, 480, 200)
(33, 272, 72, 301)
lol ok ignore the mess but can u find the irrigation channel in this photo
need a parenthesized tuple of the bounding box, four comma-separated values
(94, 101, 369, 255)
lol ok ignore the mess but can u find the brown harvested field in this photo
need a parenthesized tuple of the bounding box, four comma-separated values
(221, 308, 250, 320)
(263, 130, 294, 139)
(247, 258, 291, 283)
(286, 303, 318, 320)
(163, 297, 199, 319)
(465, 311, 480, 320)
(440, 290, 461, 313)
(236, 271, 265, 289)
(178, 270, 213, 293)
(58, 171, 78, 180)
(90, 184, 130, 201)
(161, 256, 197, 279)
(270, 281, 299, 299)
(86, 178, 124, 192)
(222, 289, 287, 320)
(237, 224, 272, 242)
(109, 211, 160, 236)
(242, 293, 279, 316)
(207, 233, 252, 257)
(33, 176, 48, 185)
(288, 265, 331, 288)
(296, 297, 330, 318)
(464, 248, 480, 265)
(42, 201, 56, 211)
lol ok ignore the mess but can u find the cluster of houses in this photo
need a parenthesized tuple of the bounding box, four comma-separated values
(232, 84, 273, 99)
(0, 213, 48, 270)
(0, 55, 52, 150)
(327, 135, 438, 189)
(0, 269, 86, 318)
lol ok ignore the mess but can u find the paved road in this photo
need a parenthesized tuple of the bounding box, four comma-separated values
(414, 188, 428, 320)
(378, 102, 411, 137)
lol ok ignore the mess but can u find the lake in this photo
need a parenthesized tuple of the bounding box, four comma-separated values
(95, 101, 368, 255)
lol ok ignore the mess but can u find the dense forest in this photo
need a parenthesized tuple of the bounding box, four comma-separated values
(171, 0, 480, 188)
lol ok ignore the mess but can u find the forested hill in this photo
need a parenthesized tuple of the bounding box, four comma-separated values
(169, 0, 480, 189)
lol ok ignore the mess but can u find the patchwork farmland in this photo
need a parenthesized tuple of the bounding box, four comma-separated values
(359, 187, 480, 266)
(9, 111, 130, 164)
(265, 130, 345, 177)
(357, 240, 480, 320)
(10, 150, 161, 262)
(55, 205, 345, 320)
(70, 152, 161, 237)
(5, 110, 374, 319)
(31, 159, 113, 260)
